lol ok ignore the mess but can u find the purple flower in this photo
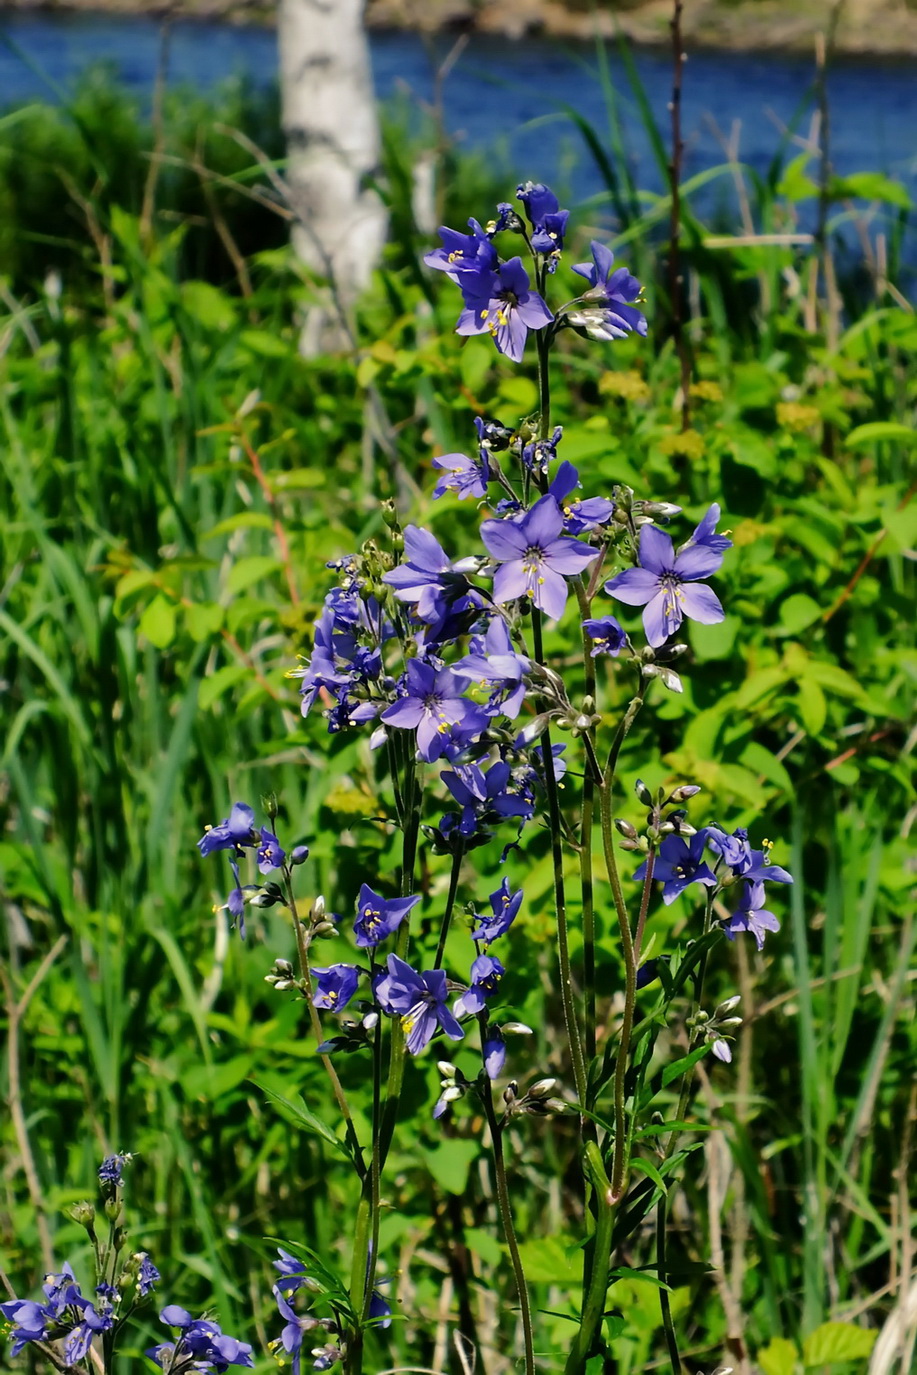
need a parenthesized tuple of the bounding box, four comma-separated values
(483, 1028, 507, 1079)
(522, 425, 563, 476)
(635, 959, 660, 989)
(516, 181, 570, 261)
(136, 1254, 160, 1298)
(708, 828, 793, 886)
(472, 879, 523, 943)
(98, 1152, 132, 1185)
(451, 617, 531, 719)
(63, 1296, 113, 1366)
(604, 522, 725, 647)
(152, 1308, 254, 1372)
(273, 1249, 307, 1294)
(269, 1285, 326, 1375)
(432, 450, 490, 501)
(440, 760, 531, 839)
(374, 954, 464, 1055)
(0, 1299, 54, 1357)
(311, 964, 361, 1011)
(382, 526, 482, 625)
(455, 257, 553, 363)
(634, 830, 717, 905)
(583, 616, 627, 657)
(711, 1038, 733, 1063)
(354, 885, 420, 949)
(571, 241, 647, 337)
(257, 826, 285, 874)
(197, 803, 256, 857)
(381, 661, 489, 763)
(723, 881, 780, 951)
(454, 954, 505, 1017)
(424, 218, 497, 280)
(680, 502, 732, 557)
(548, 461, 616, 535)
(481, 495, 598, 621)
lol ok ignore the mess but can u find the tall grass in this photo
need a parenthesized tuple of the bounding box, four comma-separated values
(0, 41, 914, 1375)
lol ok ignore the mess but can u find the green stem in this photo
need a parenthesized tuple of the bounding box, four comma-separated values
(480, 1061, 536, 1375)
(433, 841, 464, 970)
(531, 608, 588, 1108)
(285, 878, 365, 1179)
(574, 582, 598, 1068)
(596, 687, 646, 1200)
(657, 1192, 682, 1375)
(665, 890, 716, 1160)
(565, 1144, 614, 1375)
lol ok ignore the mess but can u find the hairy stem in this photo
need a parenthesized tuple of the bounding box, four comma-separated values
(565, 1144, 614, 1375)
(657, 1192, 682, 1374)
(480, 1062, 535, 1375)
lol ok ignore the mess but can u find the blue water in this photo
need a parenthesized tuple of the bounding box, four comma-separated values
(0, 11, 915, 203)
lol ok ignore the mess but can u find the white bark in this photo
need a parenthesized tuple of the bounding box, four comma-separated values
(278, 0, 387, 353)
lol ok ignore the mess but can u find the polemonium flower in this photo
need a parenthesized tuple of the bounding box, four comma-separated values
(707, 828, 793, 886)
(257, 826, 285, 873)
(723, 882, 780, 951)
(571, 240, 647, 337)
(516, 181, 570, 262)
(440, 760, 531, 839)
(373, 955, 464, 1055)
(269, 1286, 325, 1375)
(634, 831, 717, 904)
(522, 424, 563, 476)
(456, 258, 553, 363)
(381, 661, 489, 763)
(423, 218, 496, 280)
(63, 1296, 113, 1365)
(383, 526, 482, 624)
(0, 1299, 54, 1357)
(152, 1307, 254, 1372)
(273, 1249, 307, 1294)
(451, 617, 531, 719)
(583, 616, 627, 657)
(98, 1152, 132, 1185)
(432, 450, 490, 501)
(604, 521, 725, 647)
(548, 461, 616, 535)
(136, 1254, 161, 1298)
(354, 885, 420, 949)
(311, 964, 361, 1012)
(454, 954, 505, 1017)
(481, 495, 598, 621)
(483, 1028, 507, 1079)
(471, 879, 523, 943)
(680, 502, 732, 557)
(197, 803, 256, 857)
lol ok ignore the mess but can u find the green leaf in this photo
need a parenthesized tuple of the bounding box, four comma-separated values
(829, 171, 912, 209)
(802, 1322, 876, 1366)
(181, 280, 237, 331)
(252, 1079, 354, 1161)
(607, 1266, 670, 1291)
(796, 677, 827, 735)
(184, 602, 224, 642)
(182, 1056, 253, 1102)
(239, 328, 293, 359)
(846, 421, 917, 447)
(227, 556, 282, 594)
(661, 1043, 710, 1090)
(497, 375, 539, 413)
(739, 740, 793, 795)
(627, 1157, 667, 1195)
(777, 593, 823, 636)
(424, 1139, 479, 1195)
(199, 664, 250, 710)
(203, 512, 275, 539)
(139, 595, 177, 649)
(777, 152, 818, 202)
(459, 335, 493, 395)
(516, 1235, 579, 1284)
(272, 468, 327, 491)
(464, 1226, 503, 1268)
(758, 1336, 799, 1375)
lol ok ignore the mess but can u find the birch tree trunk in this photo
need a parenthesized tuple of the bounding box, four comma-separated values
(278, 0, 387, 354)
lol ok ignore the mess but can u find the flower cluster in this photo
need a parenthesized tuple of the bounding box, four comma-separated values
(147, 1307, 253, 1372)
(197, 801, 306, 939)
(633, 824, 792, 951)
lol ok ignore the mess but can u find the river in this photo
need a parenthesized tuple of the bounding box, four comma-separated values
(0, 12, 914, 206)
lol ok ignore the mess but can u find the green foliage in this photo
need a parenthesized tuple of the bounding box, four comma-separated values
(0, 58, 913, 1375)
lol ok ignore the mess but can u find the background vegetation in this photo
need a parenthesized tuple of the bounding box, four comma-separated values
(0, 50, 914, 1375)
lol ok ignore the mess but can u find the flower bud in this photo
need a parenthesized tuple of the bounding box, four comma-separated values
(715, 995, 741, 1016)
(291, 845, 310, 865)
(310, 895, 326, 922)
(437, 1061, 455, 1079)
(528, 1079, 557, 1099)
(261, 792, 279, 822)
(669, 784, 701, 803)
(70, 1201, 96, 1230)
(312, 921, 338, 938)
(502, 1022, 533, 1036)
(362, 1011, 379, 1031)
(635, 778, 654, 807)
(615, 819, 638, 840)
